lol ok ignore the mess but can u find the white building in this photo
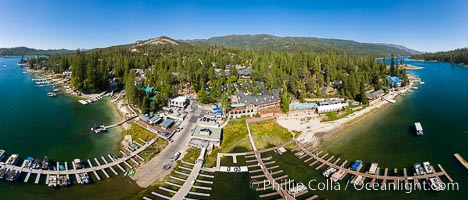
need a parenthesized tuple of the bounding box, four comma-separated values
(168, 96, 189, 108)
(317, 103, 348, 113)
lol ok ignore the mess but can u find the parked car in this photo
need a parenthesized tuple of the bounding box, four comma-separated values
(172, 152, 181, 161)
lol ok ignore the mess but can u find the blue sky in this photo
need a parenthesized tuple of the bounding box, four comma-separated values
(0, 0, 466, 52)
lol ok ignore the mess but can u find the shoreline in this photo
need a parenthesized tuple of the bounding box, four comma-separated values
(277, 75, 417, 148)
(24, 66, 133, 155)
(25, 68, 108, 99)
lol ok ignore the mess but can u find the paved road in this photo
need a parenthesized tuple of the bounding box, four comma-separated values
(132, 100, 208, 187)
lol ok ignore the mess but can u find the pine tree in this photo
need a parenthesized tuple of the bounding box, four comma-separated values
(359, 82, 368, 105)
(280, 82, 290, 113)
(390, 54, 396, 76)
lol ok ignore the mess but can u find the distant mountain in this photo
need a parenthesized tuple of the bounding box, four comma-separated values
(190, 34, 421, 56)
(0, 47, 74, 56)
(134, 36, 180, 46)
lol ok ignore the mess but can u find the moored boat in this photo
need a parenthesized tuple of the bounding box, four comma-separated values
(0, 166, 7, 179)
(32, 159, 42, 169)
(6, 169, 20, 182)
(368, 163, 379, 175)
(351, 160, 362, 171)
(414, 163, 425, 176)
(128, 168, 136, 177)
(91, 124, 107, 134)
(414, 122, 424, 136)
(0, 149, 5, 161)
(78, 173, 90, 184)
(322, 167, 337, 178)
(42, 156, 50, 170)
(59, 164, 65, 171)
(48, 174, 58, 187)
(74, 158, 83, 169)
(21, 157, 34, 168)
(47, 92, 57, 97)
(428, 177, 444, 191)
(423, 161, 434, 174)
(5, 154, 19, 166)
(58, 174, 70, 186)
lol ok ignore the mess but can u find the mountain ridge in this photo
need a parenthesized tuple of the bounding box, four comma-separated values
(188, 34, 422, 56)
(0, 47, 74, 56)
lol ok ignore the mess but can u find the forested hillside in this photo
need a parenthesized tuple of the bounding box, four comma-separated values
(25, 36, 408, 113)
(411, 48, 468, 64)
(192, 34, 421, 56)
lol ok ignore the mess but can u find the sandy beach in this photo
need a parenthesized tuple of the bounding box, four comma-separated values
(277, 76, 417, 147)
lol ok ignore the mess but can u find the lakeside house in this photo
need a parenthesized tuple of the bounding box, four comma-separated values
(386, 76, 401, 88)
(366, 90, 384, 101)
(228, 88, 281, 118)
(168, 96, 189, 109)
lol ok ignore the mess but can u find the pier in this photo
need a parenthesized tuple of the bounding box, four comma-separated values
(78, 91, 109, 105)
(103, 114, 138, 129)
(35, 173, 41, 184)
(454, 153, 468, 170)
(87, 159, 101, 181)
(297, 143, 455, 185)
(0, 138, 156, 186)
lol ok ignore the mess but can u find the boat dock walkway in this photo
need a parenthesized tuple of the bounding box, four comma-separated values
(103, 114, 138, 129)
(78, 92, 109, 105)
(297, 143, 454, 184)
(0, 138, 156, 185)
(454, 153, 468, 170)
(246, 123, 296, 200)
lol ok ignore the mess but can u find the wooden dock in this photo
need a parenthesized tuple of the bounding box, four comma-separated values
(0, 138, 155, 187)
(297, 143, 455, 189)
(87, 159, 101, 181)
(454, 153, 468, 170)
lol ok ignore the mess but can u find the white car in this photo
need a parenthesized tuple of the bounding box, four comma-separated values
(172, 152, 181, 161)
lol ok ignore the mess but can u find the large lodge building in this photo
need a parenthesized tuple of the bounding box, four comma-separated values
(228, 89, 282, 118)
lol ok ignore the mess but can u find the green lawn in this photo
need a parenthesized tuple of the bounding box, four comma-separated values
(121, 122, 158, 141)
(138, 138, 168, 161)
(205, 119, 252, 167)
(249, 120, 294, 150)
(120, 123, 169, 161)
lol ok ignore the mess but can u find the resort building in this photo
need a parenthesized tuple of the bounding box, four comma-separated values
(190, 124, 223, 146)
(386, 76, 401, 88)
(168, 96, 189, 109)
(228, 89, 281, 118)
